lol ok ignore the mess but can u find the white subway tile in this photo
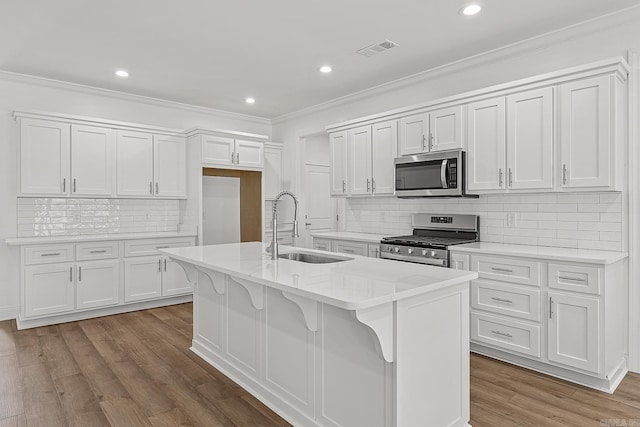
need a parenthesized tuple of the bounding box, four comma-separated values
(558, 230, 599, 240)
(538, 238, 578, 249)
(578, 203, 622, 213)
(600, 213, 623, 222)
(578, 240, 622, 251)
(578, 222, 622, 232)
(599, 232, 622, 242)
(599, 193, 622, 203)
(556, 213, 599, 222)
(520, 212, 557, 221)
(539, 204, 577, 213)
(503, 236, 538, 245)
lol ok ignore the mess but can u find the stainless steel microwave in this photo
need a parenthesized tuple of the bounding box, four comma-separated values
(395, 149, 472, 198)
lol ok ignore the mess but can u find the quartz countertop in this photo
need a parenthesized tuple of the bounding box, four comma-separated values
(5, 231, 198, 246)
(311, 231, 388, 244)
(450, 242, 628, 265)
(161, 242, 477, 310)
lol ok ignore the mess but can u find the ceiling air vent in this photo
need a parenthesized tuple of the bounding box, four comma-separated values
(356, 39, 398, 57)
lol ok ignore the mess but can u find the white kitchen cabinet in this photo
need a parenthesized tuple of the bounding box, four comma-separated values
(76, 260, 120, 310)
(548, 292, 600, 373)
(506, 88, 553, 190)
(467, 97, 507, 191)
(313, 238, 332, 251)
(371, 120, 398, 195)
(19, 118, 71, 195)
(124, 256, 163, 302)
(235, 139, 264, 168)
(332, 240, 367, 256)
(559, 76, 612, 189)
(116, 130, 154, 196)
(24, 263, 75, 317)
(162, 258, 193, 296)
(348, 126, 373, 195)
(153, 135, 186, 197)
(429, 106, 464, 152)
(367, 244, 380, 258)
(71, 125, 114, 196)
(201, 135, 263, 169)
(398, 112, 429, 155)
(263, 143, 284, 199)
(330, 131, 348, 196)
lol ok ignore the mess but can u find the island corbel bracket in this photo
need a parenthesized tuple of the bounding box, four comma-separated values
(229, 277, 264, 310)
(171, 259, 198, 284)
(281, 291, 318, 331)
(195, 267, 226, 294)
(355, 303, 394, 363)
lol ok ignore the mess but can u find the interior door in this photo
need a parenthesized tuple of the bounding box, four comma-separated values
(71, 125, 114, 196)
(303, 164, 336, 247)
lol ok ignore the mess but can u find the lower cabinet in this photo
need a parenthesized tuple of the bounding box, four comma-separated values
(24, 263, 75, 317)
(332, 240, 367, 256)
(452, 249, 627, 392)
(124, 256, 163, 302)
(76, 260, 119, 309)
(312, 236, 381, 258)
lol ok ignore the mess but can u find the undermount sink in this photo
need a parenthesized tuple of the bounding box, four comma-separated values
(278, 252, 353, 264)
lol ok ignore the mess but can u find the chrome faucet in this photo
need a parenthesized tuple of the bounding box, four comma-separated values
(267, 191, 299, 259)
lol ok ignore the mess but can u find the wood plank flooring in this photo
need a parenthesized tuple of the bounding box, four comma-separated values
(0, 303, 638, 426)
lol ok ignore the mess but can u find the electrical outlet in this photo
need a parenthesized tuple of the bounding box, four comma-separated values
(506, 213, 517, 227)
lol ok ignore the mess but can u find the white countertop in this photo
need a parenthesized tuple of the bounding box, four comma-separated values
(5, 231, 198, 246)
(311, 231, 388, 244)
(161, 242, 477, 310)
(450, 242, 628, 265)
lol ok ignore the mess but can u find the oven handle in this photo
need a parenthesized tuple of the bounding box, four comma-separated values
(441, 159, 449, 189)
(381, 252, 446, 266)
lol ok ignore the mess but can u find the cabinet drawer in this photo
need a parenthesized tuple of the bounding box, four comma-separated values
(472, 255, 541, 287)
(471, 312, 541, 358)
(471, 280, 540, 321)
(313, 238, 332, 252)
(75, 241, 119, 261)
(124, 238, 195, 257)
(548, 263, 601, 295)
(368, 244, 381, 258)
(265, 232, 293, 246)
(332, 240, 367, 256)
(24, 244, 74, 265)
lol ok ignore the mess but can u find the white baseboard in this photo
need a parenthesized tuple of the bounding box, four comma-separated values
(0, 306, 18, 322)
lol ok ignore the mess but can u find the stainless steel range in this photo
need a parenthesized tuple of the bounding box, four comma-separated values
(380, 213, 479, 267)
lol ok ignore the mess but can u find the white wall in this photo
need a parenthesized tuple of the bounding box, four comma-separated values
(0, 75, 270, 319)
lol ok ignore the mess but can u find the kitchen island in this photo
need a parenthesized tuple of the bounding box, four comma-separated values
(161, 242, 478, 427)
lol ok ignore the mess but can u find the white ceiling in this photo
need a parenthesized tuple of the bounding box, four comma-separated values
(1, 0, 639, 119)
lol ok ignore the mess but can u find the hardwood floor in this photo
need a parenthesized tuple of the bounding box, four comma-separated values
(0, 303, 638, 426)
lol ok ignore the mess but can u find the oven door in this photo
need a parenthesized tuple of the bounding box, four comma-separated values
(394, 150, 462, 197)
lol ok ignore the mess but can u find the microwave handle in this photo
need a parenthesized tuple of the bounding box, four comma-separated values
(441, 160, 449, 189)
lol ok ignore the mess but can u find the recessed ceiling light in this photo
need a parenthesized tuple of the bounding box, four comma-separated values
(320, 65, 332, 73)
(115, 70, 129, 77)
(460, 4, 482, 16)
(245, 97, 256, 104)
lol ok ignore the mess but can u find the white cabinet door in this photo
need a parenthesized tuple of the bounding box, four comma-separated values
(124, 256, 162, 302)
(24, 263, 75, 317)
(235, 140, 264, 168)
(330, 131, 348, 196)
(467, 97, 507, 191)
(313, 238, 332, 252)
(367, 244, 380, 258)
(348, 126, 372, 195)
(506, 88, 553, 190)
(548, 292, 600, 373)
(202, 135, 235, 166)
(332, 241, 367, 256)
(559, 76, 611, 188)
(116, 131, 154, 196)
(162, 257, 192, 296)
(19, 118, 70, 195)
(153, 135, 186, 197)
(450, 253, 470, 270)
(430, 106, 463, 151)
(71, 125, 114, 196)
(398, 113, 429, 155)
(76, 260, 120, 310)
(371, 120, 398, 195)
(263, 145, 283, 199)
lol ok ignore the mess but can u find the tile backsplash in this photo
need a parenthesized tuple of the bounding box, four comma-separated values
(345, 193, 624, 251)
(17, 198, 182, 237)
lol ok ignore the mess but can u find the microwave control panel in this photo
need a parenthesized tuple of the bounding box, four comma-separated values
(448, 158, 458, 188)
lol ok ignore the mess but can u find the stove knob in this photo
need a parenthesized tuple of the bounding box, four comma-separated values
(421, 249, 427, 256)
(408, 248, 413, 254)
(394, 247, 400, 253)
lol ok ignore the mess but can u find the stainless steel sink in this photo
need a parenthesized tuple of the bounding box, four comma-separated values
(278, 252, 352, 264)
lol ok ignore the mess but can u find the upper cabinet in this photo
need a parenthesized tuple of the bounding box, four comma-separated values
(199, 134, 264, 170)
(467, 97, 506, 192)
(330, 131, 348, 196)
(263, 143, 284, 200)
(371, 120, 398, 195)
(16, 111, 187, 199)
(398, 107, 463, 156)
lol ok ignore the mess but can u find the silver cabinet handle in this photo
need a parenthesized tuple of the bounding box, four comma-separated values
(559, 276, 587, 282)
(342, 249, 355, 253)
(231, 152, 235, 163)
(89, 250, 107, 254)
(491, 297, 513, 304)
(236, 152, 240, 163)
(41, 253, 61, 257)
(155, 182, 159, 194)
(491, 267, 513, 273)
(62, 178, 66, 193)
(70, 267, 73, 282)
(491, 330, 513, 339)
(78, 266, 82, 282)
(562, 164, 568, 185)
(422, 135, 427, 151)
(305, 222, 312, 226)
(156, 245, 170, 249)
(164, 259, 167, 272)
(372, 178, 376, 192)
(508, 168, 513, 187)
(498, 169, 503, 187)
(73, 178, 77, 193)
(158, 259, 162, 272)
(366, 179, 370, 192)
(149, 182, 153, 194)
(549, 296, 553, 319)
(342, 180, 346, 193)
(429, 132, 434, 150)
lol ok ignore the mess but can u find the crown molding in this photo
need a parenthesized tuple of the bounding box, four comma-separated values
(184, 127, 269, 140)
(0, 70, 271, 126)
(272, 3, 640, 126)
